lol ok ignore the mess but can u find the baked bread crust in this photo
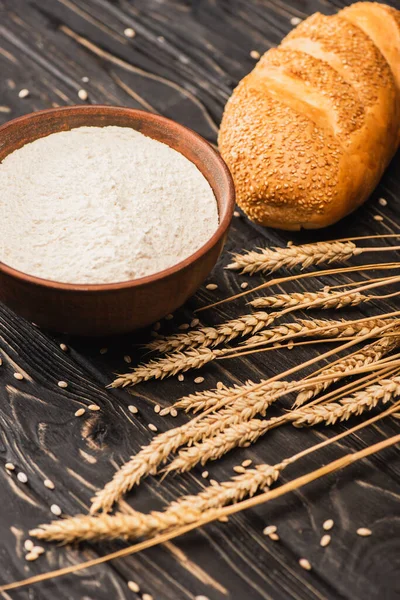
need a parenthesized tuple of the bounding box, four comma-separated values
(218, 3, 400, 230)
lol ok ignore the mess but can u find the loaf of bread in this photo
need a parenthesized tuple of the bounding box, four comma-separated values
(218, 2, 400, 230)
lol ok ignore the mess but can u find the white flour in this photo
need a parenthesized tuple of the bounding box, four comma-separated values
(0, 126, 218, 284)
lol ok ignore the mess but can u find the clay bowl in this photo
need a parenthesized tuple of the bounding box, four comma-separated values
(0, 105, 235, 336)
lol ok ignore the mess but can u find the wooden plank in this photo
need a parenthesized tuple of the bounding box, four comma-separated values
(0, 1, 400, 598)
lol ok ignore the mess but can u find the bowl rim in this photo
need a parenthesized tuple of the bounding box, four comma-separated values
(0, 105, 235, 292)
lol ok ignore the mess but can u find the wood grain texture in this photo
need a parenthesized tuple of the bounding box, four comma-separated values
(0, 1, 400, 598)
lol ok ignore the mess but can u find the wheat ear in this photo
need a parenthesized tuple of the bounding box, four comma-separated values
(226, 241, 400, 275)
(248, 290, 367, 309)
(291, 377, 400, 427)
(294, 336, 399, 408)
(111, 347, 217, 388)
(144, 290, 368, 357)
(165, 370, 400, 474)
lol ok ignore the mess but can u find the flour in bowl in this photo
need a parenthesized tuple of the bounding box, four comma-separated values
(0, 126, 218, 284)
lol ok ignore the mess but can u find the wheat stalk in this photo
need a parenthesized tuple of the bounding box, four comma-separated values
(165, 370, 400, 475)
(144, 290, 368, 357)
(226, 241, 400, 275)
(6, 430, 399, 593)
(294, 336, 399, 408)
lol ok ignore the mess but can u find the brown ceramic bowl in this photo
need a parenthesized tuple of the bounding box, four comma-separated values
(0, 105, 235, 336)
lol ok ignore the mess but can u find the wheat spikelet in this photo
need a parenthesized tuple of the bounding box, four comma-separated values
(292, 377, 400, 427)
(111, 347, 216, 388)
(227, 241, 360, 275)
(249, 290, 367, 310)
(294, 336, 399, 408)
(32, 463, 282, 543)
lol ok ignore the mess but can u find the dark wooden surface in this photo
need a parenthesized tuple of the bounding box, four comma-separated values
(1, 1, 400, 599)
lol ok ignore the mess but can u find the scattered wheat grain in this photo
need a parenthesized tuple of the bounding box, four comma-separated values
(127, 580, 140, 592)
(124, 27, 136, 38)
(88, 404, 100, 411)
(5, 463, 15, 471)
(78, 89, 88, 100)
(320, 534, 331, 547)
(60, 343, 68, 352)
(17, 472, 28, 483)
(25, 552, 38, 561)
(14, 373, 24, 380)
(18, 88, 30, 98)
(357, 527, 372, 536)
(57, 381, 68, 388)
(233, 465, 246, 474)
(75, 408, 85, 417)
(206, 284, 218, 290)
(299, 558, 312, 570)
(128, 405, 138, 414)
(24, 539, 34, 551)
(44, 479, 55, 490)
(323, 519, 334, 531)
(50, 504, 62, 516)
(263, 525, 277, 536)
(148, 424, 158, 432)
